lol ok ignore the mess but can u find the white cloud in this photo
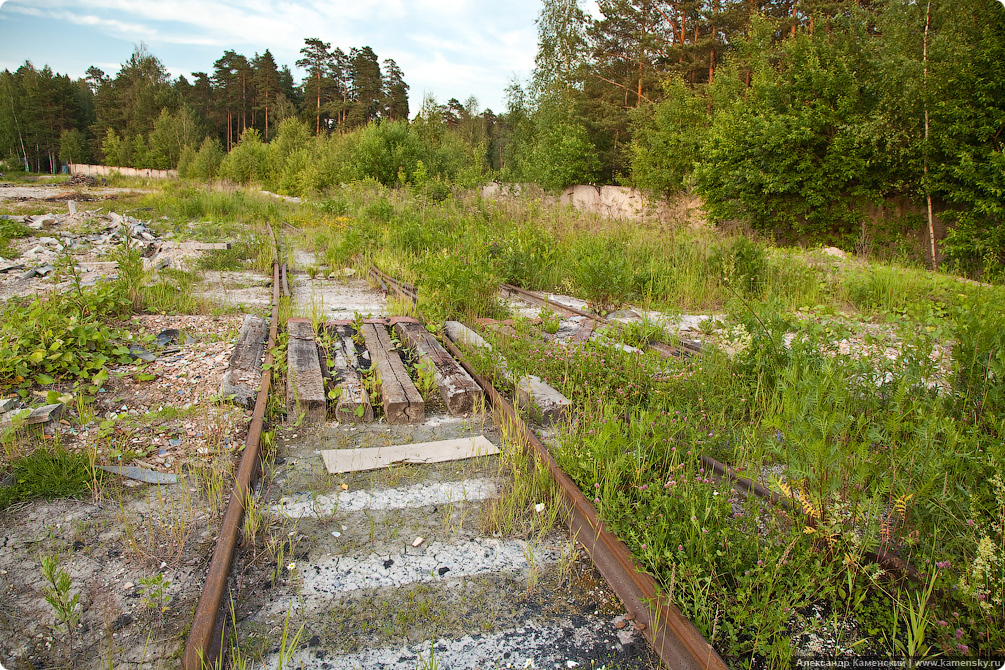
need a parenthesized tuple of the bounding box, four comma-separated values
(1, 0, 541, 110)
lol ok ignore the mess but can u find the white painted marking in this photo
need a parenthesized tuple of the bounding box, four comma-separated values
(271, 477, 499, 518)
(299, 538, 558, 595)
(263, 615, 639, 669)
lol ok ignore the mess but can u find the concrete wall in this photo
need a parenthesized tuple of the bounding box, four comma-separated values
(481, 181, 706, 226)
(69, 164, 178, 179)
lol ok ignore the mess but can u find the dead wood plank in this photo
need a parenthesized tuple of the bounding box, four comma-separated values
(286, 319, 326, 424)
(393, 321, 483, 416)
(321, 436, 499, 474)
(325, 324, 374, 423)
(220, 315, 268, 408)
(361, 324, 424, 424)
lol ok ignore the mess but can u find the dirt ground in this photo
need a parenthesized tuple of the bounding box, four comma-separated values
(0, 184, 266, 669)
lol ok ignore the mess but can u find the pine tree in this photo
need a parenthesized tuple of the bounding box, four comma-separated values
(381, 58, 409, 121)
(297, 38, 333, 134)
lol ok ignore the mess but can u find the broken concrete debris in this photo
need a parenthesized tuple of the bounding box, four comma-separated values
(445, 320, 571, 425)
(96, 465, 178, 485)
(0, 207, 236, 301)
(0, 402, 64, 436)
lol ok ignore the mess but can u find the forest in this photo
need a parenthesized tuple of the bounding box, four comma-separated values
(0, 0, 1002, 277)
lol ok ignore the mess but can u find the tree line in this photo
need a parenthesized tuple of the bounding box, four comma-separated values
(506, 0, 1004, 275)
(0, 0, 1001, 277)
(0, 40, 409, 174)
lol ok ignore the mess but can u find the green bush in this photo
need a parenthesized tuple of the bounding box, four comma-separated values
(417, 248, 502, 324)
(570, 237, 633, 314)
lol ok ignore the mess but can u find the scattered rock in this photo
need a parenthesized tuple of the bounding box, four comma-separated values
(67, 173, 96, 187)
(128, 345, 156, 363)
(821, 246, 846, 259)
(112, 613, 133, 631)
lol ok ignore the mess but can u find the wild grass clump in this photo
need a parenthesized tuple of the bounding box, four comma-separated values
(0, 444, 101, 510)
(0, 218, 31, 257)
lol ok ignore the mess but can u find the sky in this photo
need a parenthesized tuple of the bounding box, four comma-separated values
(0, 0, 562, 116)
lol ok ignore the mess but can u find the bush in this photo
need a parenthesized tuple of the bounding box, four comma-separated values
(570, 236, 633, 314)
(219, 129, 269, 184)
(417, 248, 502, 324)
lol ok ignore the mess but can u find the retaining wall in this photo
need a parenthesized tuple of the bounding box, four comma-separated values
(480, 182, 705, 225)
(69, 164, 178, 179)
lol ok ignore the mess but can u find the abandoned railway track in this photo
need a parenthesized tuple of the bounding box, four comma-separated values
(182, 244, 725, 668)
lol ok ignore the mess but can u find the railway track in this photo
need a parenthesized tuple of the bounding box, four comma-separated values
(182, 248, 683, 670)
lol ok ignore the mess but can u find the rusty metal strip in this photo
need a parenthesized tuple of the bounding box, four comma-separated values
(370, 265, 417, 303)
(701, 455, 790, 510)
(442, 336, 730, 670)
(181, 224, 281, 670)
(701, 454, 920, 581)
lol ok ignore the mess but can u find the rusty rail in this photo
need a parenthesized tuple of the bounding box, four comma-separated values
(371, 265, 726, 669)
(181, 223, 281, 670)
(500, 282, 700, 355)
(701, 454, 920, 581)
(444, 335, 728, 670)
(369, 265, 418, 304)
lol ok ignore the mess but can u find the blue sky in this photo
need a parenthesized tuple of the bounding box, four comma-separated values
(0, 0, 564, 115)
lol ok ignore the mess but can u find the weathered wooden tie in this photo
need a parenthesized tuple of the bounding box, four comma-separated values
(325, 323, 374, 423)
(361, 323, 424, 424)
(393, 321, 483, 416)
(444, 320, 570, 424)
(286, 318, 326, 424)
(517, 375, 572, 424)
(220, 314, 269, 408)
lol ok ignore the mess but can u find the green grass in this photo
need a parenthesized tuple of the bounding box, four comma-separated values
(0, 444, 101, 510)
(0, 218, 32, 258)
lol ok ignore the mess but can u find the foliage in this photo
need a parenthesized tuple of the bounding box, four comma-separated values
(0, 217, 31, 258)
(40, 553, 80, 637)
(416, 247, 502, 324)
(569, 236, 632, 314)
(0, 446, 100, 510)
(629, 77, 708, 196)
(696, 19, 881, 242)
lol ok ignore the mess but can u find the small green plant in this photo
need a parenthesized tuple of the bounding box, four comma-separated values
(620, 316, 666, 348)
(414, 357, 437, 400)
(40, 553, 80, 640)
(415, 634, 441, 670)
(138, 572, 172, 613)
(539, 307, 560, 335)
(0, 218, 30, 257)
(274, 605, 306, 670)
